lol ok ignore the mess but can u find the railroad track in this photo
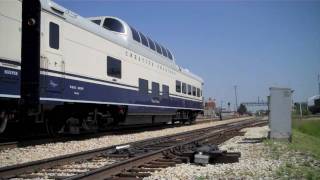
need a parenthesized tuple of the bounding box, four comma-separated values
(0, 117, 238, 151)
(0, 123, 183, 151)
(0, 118, 267, 180)
(0, 141, 17, 151)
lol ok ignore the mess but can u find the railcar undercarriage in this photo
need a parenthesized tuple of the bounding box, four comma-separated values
(0, 98, 200, 137)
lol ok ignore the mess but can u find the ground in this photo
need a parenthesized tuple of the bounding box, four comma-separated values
(0, 117, 251, 167)
(270, 117, 320, 179)
(145, 117, 320, 180)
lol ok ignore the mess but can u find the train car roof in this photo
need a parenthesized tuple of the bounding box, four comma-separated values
(40, 0, 203, 82)
(308, 95, 320, 106)
(87, 16, 175, 60)
(309, 95, 320, 100)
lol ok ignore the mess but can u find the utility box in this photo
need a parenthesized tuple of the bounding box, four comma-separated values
(269, 87, 293, 141)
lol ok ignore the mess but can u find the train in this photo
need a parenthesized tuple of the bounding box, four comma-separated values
(0, 0, 204, 136)
(308, 95, 320, 114)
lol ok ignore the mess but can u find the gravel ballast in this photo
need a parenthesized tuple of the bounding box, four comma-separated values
(0, 117, 251, 167)
(145, 126, 276, 180)
(145, 125, 320, 180)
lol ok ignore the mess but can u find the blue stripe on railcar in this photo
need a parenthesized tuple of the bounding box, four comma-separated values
(0, 60, 202, 112)
(0, 66, 20, 96)
(40, 74, 203, 113)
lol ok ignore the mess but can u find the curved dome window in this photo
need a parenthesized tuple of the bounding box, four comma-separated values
(166, 48, 173, 60)
(147, 37, 156, 51)
(130, 26, 141, 42)
(91, 19, 101, 25)
(160, 45, 168, 57)
(139, 32, 149, 47)
(103, 18, 125, 33)
(154, 42, 162, 55)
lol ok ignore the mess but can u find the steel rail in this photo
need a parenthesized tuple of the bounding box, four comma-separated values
(0, 116, 220, 150)
(0, 141, 17, 151)
(67, 120, 265, 180)
(0, 117, 265, 179)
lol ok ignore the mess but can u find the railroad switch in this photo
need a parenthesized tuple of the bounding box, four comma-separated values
(193, 145, 241, 165)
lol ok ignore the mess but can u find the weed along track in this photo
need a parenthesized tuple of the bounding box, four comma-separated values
(0, 119, 266, 179)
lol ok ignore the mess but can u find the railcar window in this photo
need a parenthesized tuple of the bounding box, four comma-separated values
(155, 42, 162, 54)
(162, 85, 169, 97)
(91, 20, 101, 25)
(182, 83, 186, 94)
(192, 86, 196, 96)
(160, 45, 168, 57)
(187, 85, 192, 95)
(139, 32, 149, 47)
(103, 18, 124, 33)
(197, 88, 200, 97)
(176, 81, 181, 93)
(107, 57, 121, 78)
(166, 49, 173, 60)
(139, 78, 148, 94)
(147, 37, 156, 51)
(49, 22, 59, 50)
(130, 26, 141, 42)
(152, 82, 160, 97)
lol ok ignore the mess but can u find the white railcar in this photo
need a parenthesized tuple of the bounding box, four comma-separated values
(0, 0, 204, 135)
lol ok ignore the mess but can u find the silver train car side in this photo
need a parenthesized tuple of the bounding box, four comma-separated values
(308, 95, 320, 114)
(0, 0, 204, 135)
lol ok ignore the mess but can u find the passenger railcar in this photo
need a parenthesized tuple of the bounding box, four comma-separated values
(0, 0, 204, 136)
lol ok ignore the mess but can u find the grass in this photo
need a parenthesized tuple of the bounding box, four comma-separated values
(196, 176, 207, 180)
(291, 117, 320, 158)
(290, 129, 320, 159)
(275, 161, 320, 180)
(292, 117, 320, 139)
(266, 117, 320, 179)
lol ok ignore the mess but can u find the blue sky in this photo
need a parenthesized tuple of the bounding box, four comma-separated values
(56, 0, 320, 108)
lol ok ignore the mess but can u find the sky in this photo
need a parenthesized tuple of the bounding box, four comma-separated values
(55, 0, 320, 109)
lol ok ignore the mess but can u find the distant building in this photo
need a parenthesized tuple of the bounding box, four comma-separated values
(204, 98, 216, 118)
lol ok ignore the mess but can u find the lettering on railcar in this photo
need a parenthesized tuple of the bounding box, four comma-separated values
(69, 85, 85, 96)
(4, 70, 18, 76)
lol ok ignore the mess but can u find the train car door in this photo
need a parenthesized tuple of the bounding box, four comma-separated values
(41, 17, 65, 94)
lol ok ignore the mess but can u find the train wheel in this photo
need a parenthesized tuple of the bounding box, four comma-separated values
(45, 115, 65, 137)
(187, 112, 197, 124)
(0, 111, 8, 134)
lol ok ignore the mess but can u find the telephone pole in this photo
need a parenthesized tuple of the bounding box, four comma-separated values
(318, 73, 320, 95)
(234, 85, 238, 111)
